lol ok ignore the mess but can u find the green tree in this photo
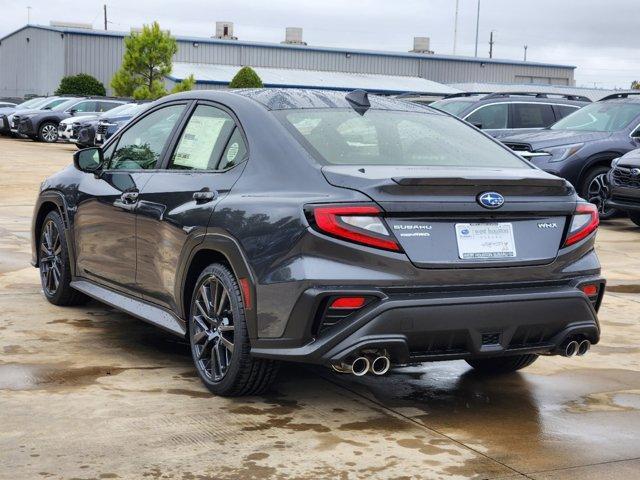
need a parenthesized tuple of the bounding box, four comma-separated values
(229, 66, 263, 88)
(55, 73, 106, 96)
(111, 22, 193, 100)
(171, 74, 196, 93)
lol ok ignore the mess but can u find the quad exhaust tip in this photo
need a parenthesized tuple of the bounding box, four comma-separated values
(370, 355, 391, 375)
(351, 356, 370, 376)
(577, 339, 591, 356)
(564, 340, 579, 357)
(331, 351, 391, 376)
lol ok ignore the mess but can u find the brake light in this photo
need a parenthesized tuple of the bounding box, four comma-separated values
(564, 203, 599, 247)
(312, 205, 401, 252)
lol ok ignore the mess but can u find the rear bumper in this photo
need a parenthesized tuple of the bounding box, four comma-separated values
(251, 278, 604, 366)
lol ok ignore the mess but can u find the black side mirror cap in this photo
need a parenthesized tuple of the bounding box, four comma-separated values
(73, 147, 104, 173)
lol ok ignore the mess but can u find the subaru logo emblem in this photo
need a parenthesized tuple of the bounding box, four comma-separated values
(631, 168, 640, 177)
(478, 192, 505, 209)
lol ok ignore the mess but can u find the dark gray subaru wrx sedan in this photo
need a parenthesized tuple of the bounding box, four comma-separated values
(31, 89, 605, 396)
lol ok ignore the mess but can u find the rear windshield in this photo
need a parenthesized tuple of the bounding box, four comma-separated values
(430, 99, 476, 116)
(551, 102, 640, 132)
(281, 108, 528, 169)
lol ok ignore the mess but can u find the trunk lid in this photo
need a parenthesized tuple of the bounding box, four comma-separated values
(322, 165, 576, 268)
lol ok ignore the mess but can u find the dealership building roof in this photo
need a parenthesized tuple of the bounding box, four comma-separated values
(169, 63, 461, 95)
(0, 24, 578, 98)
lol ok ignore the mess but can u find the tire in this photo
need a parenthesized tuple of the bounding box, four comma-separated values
(38, 211, 89, 306)
(38, 122, 59, 143)
(581, 165, 617, 220)
(466, 354, 538, 374)
(188, 263, 279, 396)
(629, 212, 640, 227)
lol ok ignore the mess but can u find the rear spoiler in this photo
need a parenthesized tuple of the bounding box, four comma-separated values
(392, 176, 567, 187)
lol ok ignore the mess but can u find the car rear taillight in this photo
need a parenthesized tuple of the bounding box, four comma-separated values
(311, 205, 401, 252)
(564, 203, 599, 247)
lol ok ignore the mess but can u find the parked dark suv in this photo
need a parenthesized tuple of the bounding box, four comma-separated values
(606, 149, 640, 226)
(502, 93, 640, 219)
(14, 97, 126, 142)
(31, 89, 604, 397)
(430, 92, 589, 139)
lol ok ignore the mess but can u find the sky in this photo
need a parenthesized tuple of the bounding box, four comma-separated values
(1, 0, 638, 89)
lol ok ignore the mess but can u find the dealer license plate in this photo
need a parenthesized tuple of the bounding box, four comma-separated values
(455, 223, 516, 260)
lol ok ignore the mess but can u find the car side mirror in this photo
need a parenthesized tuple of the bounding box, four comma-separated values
(473, 122, 483, 129)
(73, 147, 103, 173)
(68, 108, 77, 115)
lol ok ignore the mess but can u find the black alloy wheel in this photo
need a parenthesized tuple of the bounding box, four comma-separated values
(39, 218, 62, 296)
(188, 263, 279, 396)
(191, 275, 236, 382)
(583, 166, 617, 220)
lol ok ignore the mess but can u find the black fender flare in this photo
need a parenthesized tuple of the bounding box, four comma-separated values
(177, 230, 259, 339)
(31, 191, 75, 273)
(577, 152, 624, 191)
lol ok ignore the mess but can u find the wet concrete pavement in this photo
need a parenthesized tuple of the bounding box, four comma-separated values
(1, 136, 640, 479)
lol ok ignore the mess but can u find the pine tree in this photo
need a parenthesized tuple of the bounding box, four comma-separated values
(111, 22, 193, 99)
(229, 67, 264, 88)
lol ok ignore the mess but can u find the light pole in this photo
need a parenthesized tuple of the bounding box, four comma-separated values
(453, 0, 460, 55)
(474, 0, 481, 57)
(524, 45, 528, 61)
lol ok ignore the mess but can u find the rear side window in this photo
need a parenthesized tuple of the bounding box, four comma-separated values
(553, 105, 580, 121)
(169, 105, 236, 170)
(282, 108, 528, 169)
(510, 103, 555, 128)
(465, 104, 508, 129)
(219, 128, 247, 170)
(96, 101, 122, 112)
(72, 101, 97, 113)
(109, 104, 185, 170)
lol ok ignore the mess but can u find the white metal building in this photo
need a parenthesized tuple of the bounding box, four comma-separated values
(0, 23, 577, 98)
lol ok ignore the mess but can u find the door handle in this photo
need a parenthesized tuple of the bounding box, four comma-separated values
(120, 191, 139, 204)
(193, 189, 217, 204)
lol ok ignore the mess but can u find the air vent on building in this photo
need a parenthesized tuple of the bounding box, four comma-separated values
(50, 21, 93, 30)
(214, 22, 237, 40)
(282, 27, 306, 45)
(411, 37, 434, 54)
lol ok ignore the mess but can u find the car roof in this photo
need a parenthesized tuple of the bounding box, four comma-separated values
(169, 88, 438, 113)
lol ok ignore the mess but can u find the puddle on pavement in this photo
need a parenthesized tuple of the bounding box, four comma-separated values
(327, 363, 640, 470)
(566, 389, 640, 413)
(607, 284, 640, 294)
(0, 363, 125, 391)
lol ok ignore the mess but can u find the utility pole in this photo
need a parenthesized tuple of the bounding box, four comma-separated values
(523, 45, 528, 61)
(103, 4, 107, 30)
(27, 6, 32, 25)
(453, 0, 460, 55)
(489, 31, 495, 59)
(474, 0, 481, 57)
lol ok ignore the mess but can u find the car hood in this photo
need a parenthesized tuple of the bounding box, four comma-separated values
(11, 108, 46, 116)
(617, 149, 640, 168)
(501, 129, 613, 149)
(0, 107, 17, 116)
(101, 114, 133, 123)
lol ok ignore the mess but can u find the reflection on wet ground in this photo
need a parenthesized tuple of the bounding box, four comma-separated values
(1, 137, 640, 479)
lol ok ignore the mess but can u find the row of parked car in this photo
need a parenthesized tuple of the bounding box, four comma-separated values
(3, 88, 640, 226)
(0, 96, 147, 148)
(429, 91, 640, 225)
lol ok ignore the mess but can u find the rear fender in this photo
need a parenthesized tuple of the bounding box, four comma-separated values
(178, 232, 258, 339)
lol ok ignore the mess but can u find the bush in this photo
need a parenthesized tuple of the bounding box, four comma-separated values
(55, 74, 106, 96)
(229, 66, 263, 88)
